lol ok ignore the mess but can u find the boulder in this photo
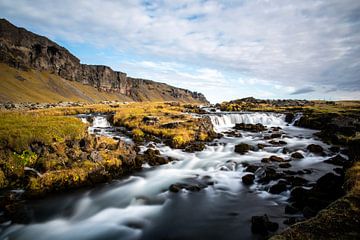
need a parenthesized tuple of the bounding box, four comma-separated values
(307, 144, 324, 154)
(291, 152, 304, 159)
(269, 181, 288, 194)
(234, 143, 251, 154)
(324, 154, 351, 168)
(251, 214, 279, 235)
(242, 174, 255, 185)
(234, 123, 266, 132)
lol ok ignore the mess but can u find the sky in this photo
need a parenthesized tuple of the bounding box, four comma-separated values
(1, 0, 359, 103)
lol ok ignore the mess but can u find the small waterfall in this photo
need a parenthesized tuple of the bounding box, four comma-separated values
(291, 113, 303, 125)
(209, 112, 286, 130)
(92, 116, 111, 128)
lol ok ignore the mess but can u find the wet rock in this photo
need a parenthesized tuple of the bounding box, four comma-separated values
(283, 170, 297, 175)
(329, 146, 340, 153)
(262, 155, 286, 163)
(324, 154, 351, 168)
(269, 180, 288, 194)
(312, 172, 344, 200)
(285, 176, 308, 187)
(184, 142, 205, 153)
(169, 183, 206, 193)
(224, 130, 242, 138)
(242, 174, 255, 185)
(291, 152, 304, 159)
(285, 204, 299, 214)
(282, 147, 289, 154)
(251, 214, 279, 235)
(257, 167, 284, 184)
(290, 187, 310, 208)
(279, 163, 291, 168)
(244, 165, 259, 173)
(270, 133, 282, 139)
(142, 148, 169, 166)
(303, 206, 317, 219)
(269, 140, 287, 146)
(307, 144, 323, 154)
(234, 143, 251, 154)
(234, 123, 266, 132)
(285, 113, 295, 123)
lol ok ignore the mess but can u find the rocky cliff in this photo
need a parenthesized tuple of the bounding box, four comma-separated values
(0, 19, 208, 103)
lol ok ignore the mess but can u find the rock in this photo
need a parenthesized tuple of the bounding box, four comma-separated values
(269, 181, 288, 194)
(142, 148, 169, 166)
(285, 113, 295, 123)
(303, 206, 317, 219)
(307, 144, 324, 154)
(234, 143, 251, 154)
(269, 155, 285, 162)
(285, 204, 299, 214)
(291, 152, 304, 159)
(169, 183, 206, 193)
(279, 163, 291, 168)
(251, 214, 279, 235)
(269, 140, 287, 146)
(242, 174, 255, 185)
(90, 151, 103, 162)
(329, 146, 340, 153)
(270, 133, 282, 138)
(257, 167, 284, 184)
(234, 123, 266, 132)
(161, 121, 181, 129)
(324, 154, 351, 168)
(285, 176, 308, 187)
(244, 165, 259, 173)
(184, 142, 205, 153)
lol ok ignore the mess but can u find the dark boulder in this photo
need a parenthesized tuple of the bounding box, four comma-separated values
(285, 113, 295, 123)
(324, 154, 351, 168)
(279, 163, 291, 168)
(269, 181, 288, 194)
(291, 152, 304, 159)
(234, 143, 251, 154)
(234, 123, 266, 132)
(244, 165, 259, 173)
(242, 174, 255, 185)
(251, 214, 279, 235)
(307, 144, 323, 154)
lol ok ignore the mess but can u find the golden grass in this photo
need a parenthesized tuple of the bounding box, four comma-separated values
(0, 63, 132, 103)
(0, 111, 86, 151)
(113, 102, 210, 147)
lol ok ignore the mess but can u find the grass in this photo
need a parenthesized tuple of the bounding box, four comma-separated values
(113, 102, 213, 147)
(0, 63, 132, 103)
(0, 112, 86, 152)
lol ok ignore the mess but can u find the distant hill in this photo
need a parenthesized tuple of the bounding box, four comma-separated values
(0, 19, 208, 103)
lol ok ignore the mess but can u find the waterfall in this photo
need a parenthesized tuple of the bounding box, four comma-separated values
(209, 112, 286, 130)
(291, 113, 303, 125)
(92, 116, 111, 128)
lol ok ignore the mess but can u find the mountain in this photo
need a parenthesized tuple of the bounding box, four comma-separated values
(0, 19, 208, 103)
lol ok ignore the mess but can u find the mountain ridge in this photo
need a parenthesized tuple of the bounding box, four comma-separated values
(0, 18, 208, 103)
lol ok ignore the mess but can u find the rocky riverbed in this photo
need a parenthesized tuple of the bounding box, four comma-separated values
(0, 110, 353, 240)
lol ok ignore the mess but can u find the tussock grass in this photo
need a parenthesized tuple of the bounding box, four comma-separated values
(0, 112, 86, 151)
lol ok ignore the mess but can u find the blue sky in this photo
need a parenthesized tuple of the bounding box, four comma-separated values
(1, 0, 360, 103)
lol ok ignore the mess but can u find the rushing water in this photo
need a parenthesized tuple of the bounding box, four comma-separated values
(0, 112, 341, 240)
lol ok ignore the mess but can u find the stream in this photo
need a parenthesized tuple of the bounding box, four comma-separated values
(0, 111, 343, 240)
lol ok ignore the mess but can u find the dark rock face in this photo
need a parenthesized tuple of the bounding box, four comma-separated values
(0, 19, 208, 103)
(251, 214, 279, 235)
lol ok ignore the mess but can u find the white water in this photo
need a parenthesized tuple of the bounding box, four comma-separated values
(1, 112, 339, 240)
(209, 112, 286, 131)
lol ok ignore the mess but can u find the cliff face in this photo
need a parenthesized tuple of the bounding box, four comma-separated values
(0, 19, 208, 103)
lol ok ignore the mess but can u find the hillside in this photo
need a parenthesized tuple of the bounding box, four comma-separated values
(0, 19, 207, 103)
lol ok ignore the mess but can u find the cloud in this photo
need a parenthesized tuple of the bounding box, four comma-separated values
(291, 86, 316, 95)
(0, 0, 360, 101)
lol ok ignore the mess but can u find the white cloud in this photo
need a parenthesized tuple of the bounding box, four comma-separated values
(0, 0, 360, 101)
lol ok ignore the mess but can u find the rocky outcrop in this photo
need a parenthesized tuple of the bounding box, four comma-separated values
(0, 19, 208, 103)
